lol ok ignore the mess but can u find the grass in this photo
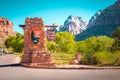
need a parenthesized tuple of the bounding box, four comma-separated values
(52, 53, 74, 65)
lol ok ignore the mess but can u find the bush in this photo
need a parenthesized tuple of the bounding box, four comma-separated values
(5, 33, 24, 53)
(47, 32, 76, 54)
(46, 32, 76, 65)
(111, 26, 120, 51)
(93, 52, 113, 65)
(112, 51, 120, 66)
(78, 36, 114, 65)
(47, 41, 57, 52)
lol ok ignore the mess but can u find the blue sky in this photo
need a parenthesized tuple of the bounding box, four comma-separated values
(0, 0, 117, 33)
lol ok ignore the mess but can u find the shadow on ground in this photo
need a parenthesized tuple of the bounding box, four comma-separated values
(0, 64, 21, 67)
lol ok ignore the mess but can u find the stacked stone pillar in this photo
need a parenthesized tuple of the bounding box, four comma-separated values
(20, 18, 56, 68)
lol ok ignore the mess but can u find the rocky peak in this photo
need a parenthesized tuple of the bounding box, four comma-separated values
(0, 17, 13, 28)
(76, 0, 120, 41)
(59, 15, 88, 35)
(88, 0, 120, 27)
(88, 10, 103, 27)
(0, 17, 16, 46)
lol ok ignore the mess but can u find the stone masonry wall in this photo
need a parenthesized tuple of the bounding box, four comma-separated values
(22, 18, 46, 63)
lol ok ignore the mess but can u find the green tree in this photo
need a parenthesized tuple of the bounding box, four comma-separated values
(47, 32, 76, 54)
(111, 26, 120, 51)
(76, 41, 86, 54)
(5, 33, 24, 53)
(77, 36, 114, 54)
(47, 41, 57, 52)
(77, 36, 114, 65)
(55, 32, 76, 54)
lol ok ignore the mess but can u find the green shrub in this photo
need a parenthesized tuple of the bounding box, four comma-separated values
(78, 36, 114, 65)
(47, 32, 76, 54)
(5, 33, 24, 53)
(111, 26, 120, 51)
(80, 51, 120, 66)
(93, 52, 113, 65)
(112, 51, 120, 66)
(47, 41, 57, 52)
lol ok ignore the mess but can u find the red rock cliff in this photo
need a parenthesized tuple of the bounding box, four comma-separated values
(0, 17, 16, 46)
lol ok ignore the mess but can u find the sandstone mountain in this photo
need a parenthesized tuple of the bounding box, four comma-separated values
(0, 17, 16, 46)
(75, 0, 120, 41)
(59, 15, 88, 35)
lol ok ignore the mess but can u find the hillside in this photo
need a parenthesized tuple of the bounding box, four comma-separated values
(0, 17, 16, 46)
(75, 0, 120, 41)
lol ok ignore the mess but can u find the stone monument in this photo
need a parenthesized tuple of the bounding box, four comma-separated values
(19, 17, 57, 68)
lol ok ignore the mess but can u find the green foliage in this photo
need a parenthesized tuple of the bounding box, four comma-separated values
(111, 26, 120, 51)
(112, 26, 120, 39)
(47, 31, 120, 66)
(5, 33, 24, 53)
(76, 41, 86, 54)
(76, 36, 114, 54)
(47, 41, 57, 52)
(47, 32, 76, 54)
(47, 32, 76, 65)
(91, 51, 120, 66)
(77, 36, 114, 65)
(55, 32, 76, 54)
(93, 51, 113, 65)
(112, 51, 120, 66)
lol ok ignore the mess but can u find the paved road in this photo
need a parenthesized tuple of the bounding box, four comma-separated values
(0, 54, 120, 80)
(0, 66, 120, 80)
(0, 54, 20, 65)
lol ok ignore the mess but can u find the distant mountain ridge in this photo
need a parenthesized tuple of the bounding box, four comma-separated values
(75, 0, 120, 41)
(59, 15, 88, 35)
(88, 0, 120, 27)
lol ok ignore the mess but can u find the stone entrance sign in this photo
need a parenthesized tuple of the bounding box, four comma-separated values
(19, 17, 57, 68)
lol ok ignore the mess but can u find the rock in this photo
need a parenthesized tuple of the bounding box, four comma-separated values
(59, 15, 88, 35)
(88, 0, 120, 27)
(0, 17, 16, 46)
(75, 0, 120, 41)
